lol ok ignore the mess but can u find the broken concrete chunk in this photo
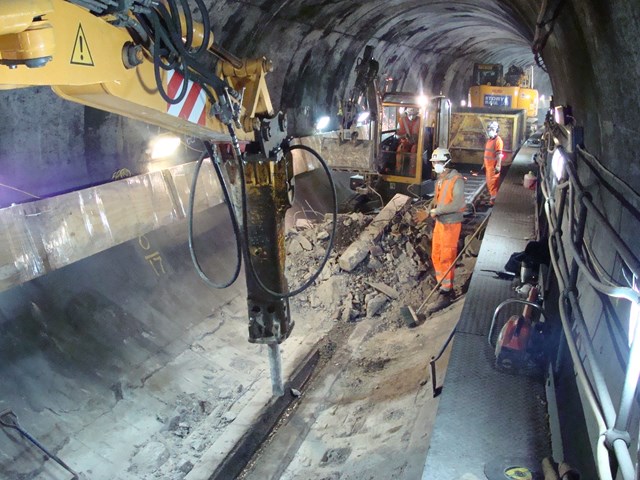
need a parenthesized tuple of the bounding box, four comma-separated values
(311, 276, 345, 309)
(298, 235, 313, 251)
(179, 460, 194, 474)
(367, 256, 383, 270)
(366, 281, 399, 300)
(130, 441, 170, 471)
(338, 194, 411, 272)
(317, 230, 330, 241)
(295, 218, 313, 230)
(289, 238, 304, 254)
(366, 294, 389, 317)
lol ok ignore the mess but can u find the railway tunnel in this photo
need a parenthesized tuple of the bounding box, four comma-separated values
(1, 1, 639, 479)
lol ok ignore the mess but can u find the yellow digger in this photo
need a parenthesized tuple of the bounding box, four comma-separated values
(315, 91, 452, 200)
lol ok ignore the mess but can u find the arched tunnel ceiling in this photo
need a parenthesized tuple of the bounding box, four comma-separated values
(208, 0, 552, 134)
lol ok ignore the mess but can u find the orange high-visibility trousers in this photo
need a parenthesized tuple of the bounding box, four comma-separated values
(395, 139, 417, 175)
(432, 221, 462, 291)
(484, 159, 500, 199)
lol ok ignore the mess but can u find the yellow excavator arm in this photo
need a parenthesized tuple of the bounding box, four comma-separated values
(0, 0, 274, 140)
(0, 0, 301, 396)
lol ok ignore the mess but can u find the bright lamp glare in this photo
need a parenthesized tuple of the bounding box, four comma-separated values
(551, 149, 565, 181)
(460, 100, 467, 107)
(150, 136, 181, 159)
(357, 111, 370, 123)
(416, 95, 428, 107)
(316, 116, 330, 131)
(540, 95, 546, 103)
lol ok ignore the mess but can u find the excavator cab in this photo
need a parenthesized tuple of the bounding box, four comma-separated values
(376, 93, 451, 197)
(377, 93, 426, 183)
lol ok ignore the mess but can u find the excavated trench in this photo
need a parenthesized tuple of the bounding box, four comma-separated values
(0, 164, 488, 479)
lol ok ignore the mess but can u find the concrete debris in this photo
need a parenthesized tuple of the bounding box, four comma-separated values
(338, 194, 412, 271)
(366, 256, 384, 270)
(366, 293, 389, 317)
(285, 194, 436, 330)
(295, 218, 313, 230)
(366, 281, 399, 300)
(179, 460, 194, 474)
(129, 441, 170, 472)
(297, 235, 313, 251)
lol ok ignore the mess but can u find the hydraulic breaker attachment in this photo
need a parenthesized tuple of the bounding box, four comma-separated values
(239, 112, 293, 395)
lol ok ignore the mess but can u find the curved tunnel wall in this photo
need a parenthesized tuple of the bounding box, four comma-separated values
(211, 0, 553, 134)
(0, 0, 638, 476)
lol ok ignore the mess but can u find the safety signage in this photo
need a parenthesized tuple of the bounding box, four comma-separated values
(165, 70, 207, 126)
(70, 24, 94, 66)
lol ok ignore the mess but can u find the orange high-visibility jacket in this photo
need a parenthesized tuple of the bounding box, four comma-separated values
(484, 136, 504, 163)
(398, 115, 420, 141)
(434, 169, 466, 224)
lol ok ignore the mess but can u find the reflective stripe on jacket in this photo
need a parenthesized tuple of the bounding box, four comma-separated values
(434, 169, 466, 224)
(484, 136, 504, 163)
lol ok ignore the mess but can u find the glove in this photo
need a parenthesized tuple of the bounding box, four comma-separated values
(495, 165, 501, 174)
(413, 209, 428, 223)
(430, 209, 437, 218)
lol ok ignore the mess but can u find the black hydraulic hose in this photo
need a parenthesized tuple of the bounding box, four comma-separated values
(186, 0, 211, 57)
(187, 144, 243, 289)
(152, 2, 227, 104)
(169, 0, 193, 51)
(237, 143, 338, 298)
(151, 12, 189, 104)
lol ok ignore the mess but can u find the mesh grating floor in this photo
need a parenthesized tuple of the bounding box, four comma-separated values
(422, 147, 551, 479)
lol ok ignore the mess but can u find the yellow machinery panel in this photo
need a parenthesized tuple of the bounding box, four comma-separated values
(448, 107, 526, 166)
(469, 85, 539, 121)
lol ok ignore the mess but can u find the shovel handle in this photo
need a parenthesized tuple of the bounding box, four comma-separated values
(0, 409, 79, 479)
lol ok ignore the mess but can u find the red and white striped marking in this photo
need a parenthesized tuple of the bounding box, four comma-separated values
(165, 70, 207, 125)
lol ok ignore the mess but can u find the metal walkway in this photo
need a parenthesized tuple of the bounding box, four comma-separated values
(422, 146, 551, 479)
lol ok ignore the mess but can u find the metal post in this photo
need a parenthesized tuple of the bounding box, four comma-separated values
(268, 343, 284, 397)
(430, 357, 437, 397)
(615, 317, 640, 432)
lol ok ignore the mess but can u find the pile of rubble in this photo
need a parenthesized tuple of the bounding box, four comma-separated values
(286, 195, 440, 325)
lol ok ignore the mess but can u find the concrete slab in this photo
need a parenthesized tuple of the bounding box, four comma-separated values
(0, 203, 332, 479)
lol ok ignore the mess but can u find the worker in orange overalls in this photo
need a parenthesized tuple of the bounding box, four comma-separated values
(484, 120, 504, 206)
(414, 148, 466, 313)
(395, 108, 420, 175)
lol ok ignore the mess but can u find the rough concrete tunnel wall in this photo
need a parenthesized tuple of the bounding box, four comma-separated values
(0, 0, 639, 476)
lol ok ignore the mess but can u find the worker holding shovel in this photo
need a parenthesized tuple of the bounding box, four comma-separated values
(413, 148, 466, 314)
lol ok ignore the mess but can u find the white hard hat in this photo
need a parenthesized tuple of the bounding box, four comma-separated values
(488, 121, 500, 132)
(430, 147, 451, 162)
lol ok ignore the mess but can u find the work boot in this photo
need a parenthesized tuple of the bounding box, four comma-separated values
(426, 290, 453, 314)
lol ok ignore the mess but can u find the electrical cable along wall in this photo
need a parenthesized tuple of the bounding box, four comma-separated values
(538, 113, 640, 480)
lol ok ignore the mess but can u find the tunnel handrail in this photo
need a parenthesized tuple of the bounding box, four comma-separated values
(539, 119, 640, 480)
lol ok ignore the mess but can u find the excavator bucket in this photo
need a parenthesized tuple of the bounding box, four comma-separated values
(297, 127, 377, 173)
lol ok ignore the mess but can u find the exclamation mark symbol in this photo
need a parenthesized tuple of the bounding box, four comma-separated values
(79, 36, 84, 61)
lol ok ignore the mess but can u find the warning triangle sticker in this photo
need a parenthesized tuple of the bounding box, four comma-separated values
(70, 24, 94, 66)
